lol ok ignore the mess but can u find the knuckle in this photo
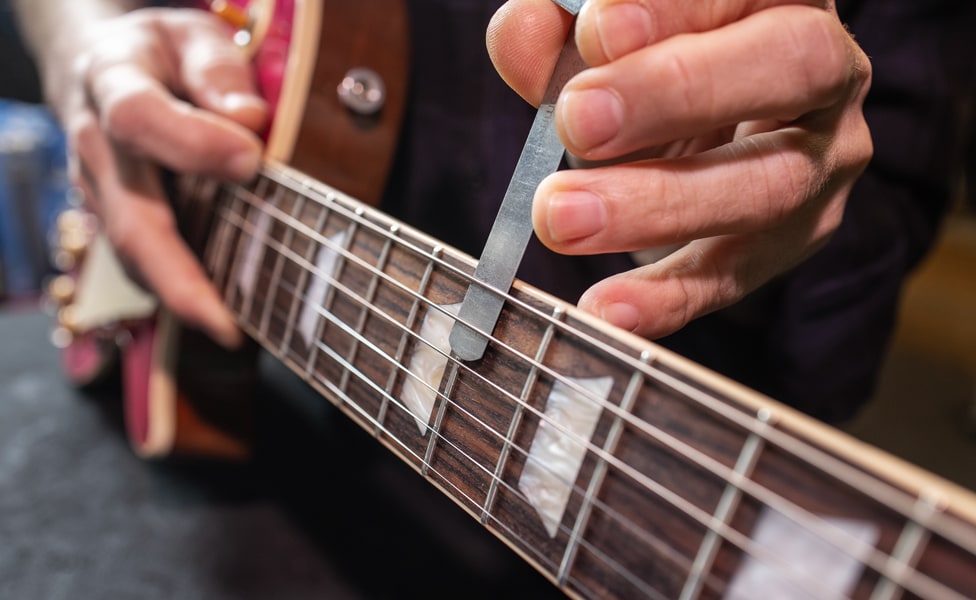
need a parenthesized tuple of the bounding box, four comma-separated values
(101, 92, 149, 145)
(785, 10, 853, 103)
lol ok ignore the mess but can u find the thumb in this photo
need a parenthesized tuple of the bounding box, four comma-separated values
(486, 0, 576, 107)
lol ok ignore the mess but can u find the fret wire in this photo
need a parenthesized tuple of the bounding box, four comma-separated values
(214, 183, 246, 296)
(239, 180, 275, 325)
(300, 190, 335, 381)
(263, 166, 937, 532)
(236, 178, 636, 437)
(871, 496, 944, 600)
(338, 228, 394, 395)
(219, 194, 895, 583)
(481, 305, 564, 526)
(220, 188, 907, 577)
(332, 207, 371, 389)
(214, 210, 855, 597)
(217, 176, 964, 596)
(219, 185, 250, 309)
(421, 352, 461, 477)
(257, 183, 289, 340)
(234, 282, 611, 584)
(377, 242, 440, 436)
(557, 350, 650, 587)
(679, 412, 770, 600)
(276, 192, 313, 356)
(307, 198, 360, 395)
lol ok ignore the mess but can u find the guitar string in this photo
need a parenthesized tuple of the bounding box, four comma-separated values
(208, 202, 836, 600)
(206, 171, 968, 596)
(194, 176, 956, 596)
(205, 191, 731, 597)
(263, 164, 976, 564)
(258, 165, 970, 544)
(254, 166, 971, 548)
(208, 195, 970, 600)
(173, 170, 960, 600)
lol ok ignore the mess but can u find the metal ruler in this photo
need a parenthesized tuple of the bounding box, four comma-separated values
(449, 0, 587, 361)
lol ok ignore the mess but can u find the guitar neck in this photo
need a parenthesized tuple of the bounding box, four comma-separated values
(175, 165, 976, 599)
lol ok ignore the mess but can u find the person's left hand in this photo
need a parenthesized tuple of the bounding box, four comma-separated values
(487, 0, 872, 339)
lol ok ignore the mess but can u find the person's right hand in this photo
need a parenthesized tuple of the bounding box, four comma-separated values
(58, 8, 267, 348)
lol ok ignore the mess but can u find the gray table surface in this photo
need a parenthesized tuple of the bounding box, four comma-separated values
(0, 307, 560, 599)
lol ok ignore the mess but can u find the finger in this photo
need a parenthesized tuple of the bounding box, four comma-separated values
(71, 108, 243, 348)
(574, 0, 829, 65)
(164, 11, 268, 131)
(577, 206, 843, 338)
(557, 5, 858, 160)
(486, 0, 576, 106)
(104, 164, 245, 350)
(533, 127, 831, 254)
(87, 61, 263, 181)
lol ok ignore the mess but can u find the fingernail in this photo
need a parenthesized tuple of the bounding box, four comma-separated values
(594, 3, 654, 60)
(220, 92, 266, 114)
(601, 302, 641, 332)
(559, 88, 623, 152)
(228, 148, 261, 181)
(545, 190, 607, 243)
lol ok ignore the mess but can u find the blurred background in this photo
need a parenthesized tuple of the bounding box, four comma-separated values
(0, 0, 71, 304)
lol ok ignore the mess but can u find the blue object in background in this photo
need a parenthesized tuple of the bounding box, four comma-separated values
(0, 99, 70, 300)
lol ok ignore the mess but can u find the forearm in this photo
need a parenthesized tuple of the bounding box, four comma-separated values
(11, 0, 149, 113)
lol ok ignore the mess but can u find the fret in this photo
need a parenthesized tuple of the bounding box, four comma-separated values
(239, 178, 274, 325)
(305, 205, 359, 394)
(679, 408, 770, 600)
(256, 184, 289, 340)
(558, 350, 650, 587)
(914, 521, 976, 599)
(376, 244, 441, 435)
(182, 166, 976, 600)
(300, 192, 338, 381)
(222, 184, 257, 312)
(421, 351, 461, 477)
(337, 208, 391, 395)
(276, 193, 314, 358)
(219, 184, 250, 311)
(726, 426, 910, 599)
(202, 184, 235, 294)
(870, 494, 938, 600)
(337, 233, 393, 393)
(279, 196, 329, 362)
(481, 306, 565, 526)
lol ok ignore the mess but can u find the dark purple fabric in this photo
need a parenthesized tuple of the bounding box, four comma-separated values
(382, 0, 976, 423)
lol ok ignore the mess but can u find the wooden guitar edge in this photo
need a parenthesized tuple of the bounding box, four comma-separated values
(130, 310, 251, 460)
(263, 0, 321, 165)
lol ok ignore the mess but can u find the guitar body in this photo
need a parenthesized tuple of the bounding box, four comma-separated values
(51, 0, 409, 458)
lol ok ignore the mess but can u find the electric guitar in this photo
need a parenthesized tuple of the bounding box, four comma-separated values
(48, 1, 976, 598)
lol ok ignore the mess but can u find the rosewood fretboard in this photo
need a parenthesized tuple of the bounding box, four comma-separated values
(174, 165, 976, 600)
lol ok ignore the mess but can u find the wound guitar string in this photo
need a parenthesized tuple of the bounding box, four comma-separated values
(174, 167, 972, 600)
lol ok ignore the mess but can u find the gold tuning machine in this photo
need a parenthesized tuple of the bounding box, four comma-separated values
(47, 274, 76, 306)
(53, 208, 94, 271)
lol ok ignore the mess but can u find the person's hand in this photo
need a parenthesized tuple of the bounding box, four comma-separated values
(58, 8, 267, 348)
(487, 0, 872, 339)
